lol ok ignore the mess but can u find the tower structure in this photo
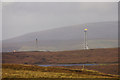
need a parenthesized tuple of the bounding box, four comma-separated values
(36, 38, 38, 51)
(84, 28, 89, 50)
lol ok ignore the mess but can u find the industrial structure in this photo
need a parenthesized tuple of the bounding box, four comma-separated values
(84, 28, 89, 50)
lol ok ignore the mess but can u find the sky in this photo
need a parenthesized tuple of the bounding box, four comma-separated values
(2, 2, 118, 40)
(0, 3, 2, 41)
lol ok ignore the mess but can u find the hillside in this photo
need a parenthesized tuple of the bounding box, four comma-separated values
(2, 64, 118, 79)
(2, 48, 118, 64)
(2, 21, 118, 52)
(56, 64, 118, 75)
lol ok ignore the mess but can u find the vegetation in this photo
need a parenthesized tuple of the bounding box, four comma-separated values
(2, 64, 119, 79)
(3, 48, 118, 65)
(2, 48, 119, 80)
(58, 64, 118, 75)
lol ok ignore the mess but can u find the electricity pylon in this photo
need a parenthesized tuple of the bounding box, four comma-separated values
(36, 38, 38, 51)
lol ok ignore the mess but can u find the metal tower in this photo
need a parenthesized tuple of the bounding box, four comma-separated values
(84, 29, 89, 50)
(36, 38, 38, 51)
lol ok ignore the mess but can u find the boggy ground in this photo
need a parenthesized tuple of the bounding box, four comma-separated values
(54, 64, 118, 75)
(2, 48, 118, 64)
(2, 64, 119, 79)
(2, 48, 119, 77)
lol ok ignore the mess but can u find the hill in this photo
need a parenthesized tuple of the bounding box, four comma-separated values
(2, 21, 118, 52)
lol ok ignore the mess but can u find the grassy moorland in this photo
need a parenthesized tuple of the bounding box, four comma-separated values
(2, 64, 119, 79)
(55, 64, 118, 75)
(2, 48, 118, 65)
(2, 48, 119, 80)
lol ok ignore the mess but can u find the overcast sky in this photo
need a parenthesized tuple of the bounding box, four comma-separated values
(2, 2, 118, 40)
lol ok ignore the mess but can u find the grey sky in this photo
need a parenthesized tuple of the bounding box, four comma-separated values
(0, 3, 2, 41)
(2, 2, 118, 40)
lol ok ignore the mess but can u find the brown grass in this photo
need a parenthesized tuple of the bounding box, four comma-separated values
(2, 64, 119, 78)
(2, 48, 118, 64)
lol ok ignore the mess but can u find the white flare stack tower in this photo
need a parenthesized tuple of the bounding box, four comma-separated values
(84, 28, 89, 50)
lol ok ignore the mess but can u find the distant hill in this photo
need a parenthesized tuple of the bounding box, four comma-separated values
(2, 21, 118, 52)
